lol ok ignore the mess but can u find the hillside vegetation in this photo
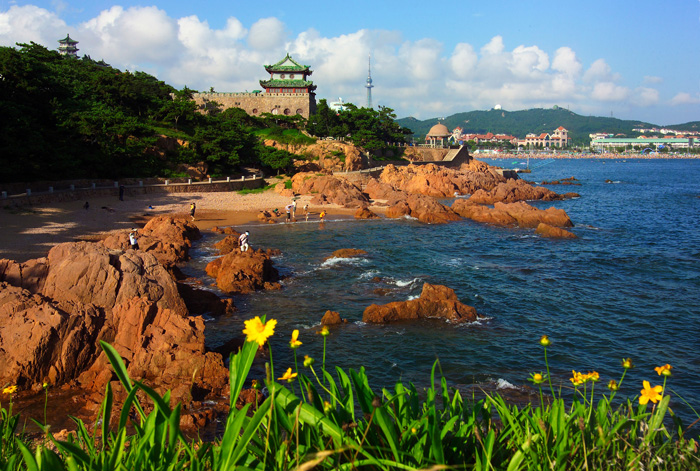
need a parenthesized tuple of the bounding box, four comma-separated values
(397, 108, 696, 145)
(0, 43, 411, 183)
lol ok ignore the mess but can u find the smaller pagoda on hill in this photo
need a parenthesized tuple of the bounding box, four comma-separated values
(260, 54, 316, 95)
(58, 34, 79, 58)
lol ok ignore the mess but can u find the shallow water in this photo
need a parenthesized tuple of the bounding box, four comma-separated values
(185, 158, 700, 424)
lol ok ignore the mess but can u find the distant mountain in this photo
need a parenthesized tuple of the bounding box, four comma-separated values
(396, 108, 694, 145)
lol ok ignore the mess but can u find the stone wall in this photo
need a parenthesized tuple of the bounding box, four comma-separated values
(3, 178, 265, 207)
(192, 92, 317, 119)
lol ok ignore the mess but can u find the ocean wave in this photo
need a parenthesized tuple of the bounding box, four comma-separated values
(319, 256, 370, 269)
(359, 270, 380, 280)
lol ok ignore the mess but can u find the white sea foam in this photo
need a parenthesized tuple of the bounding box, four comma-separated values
(360, 270, 380, 280)
(406, 294, 419, 301)
(496, 379, 518, 390)
(391, 277, 422, 288)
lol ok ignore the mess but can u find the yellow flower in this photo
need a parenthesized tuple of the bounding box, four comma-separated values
(570, 370, 585, 386)
(639, 380, 663, 405)
(622, 358, 634, 369)
(278, 368, 298, 382)
(317, 325, 330, 337)
(607, 380, 619, 391)
(529, 372, 546, 384)
(539, 335, 551, 347)
(654, 364, 673, 377)
(586, 371, 600, 382)
(323, 401, 332, 413)
(303, 355, 315, 367)
(243, 316, 277, 346)
(3, 385, 18, 395)
(289, 329, 302, 349)
(251, 379, 260, 390)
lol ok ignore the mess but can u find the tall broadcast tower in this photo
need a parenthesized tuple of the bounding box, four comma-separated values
(366, 53, 374, 109)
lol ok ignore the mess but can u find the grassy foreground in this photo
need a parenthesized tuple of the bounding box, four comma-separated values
(1, 318, 698, 470)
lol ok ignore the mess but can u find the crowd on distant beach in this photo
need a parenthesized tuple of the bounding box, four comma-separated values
(483, 151, 700, 160)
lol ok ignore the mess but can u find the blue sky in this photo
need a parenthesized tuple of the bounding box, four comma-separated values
(2, 0, 699, 125)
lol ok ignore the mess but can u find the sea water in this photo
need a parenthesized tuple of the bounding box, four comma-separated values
(184, 158, 700, 423)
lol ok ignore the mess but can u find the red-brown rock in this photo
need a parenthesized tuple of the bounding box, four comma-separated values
(362, 283, 478, 324)
(42, 242, 187, 316)
(493, 202, 573, 228)
(177, 282, 236, 317)
(324, 249, 368, 261)
(291, 173, 369, 208)
(535, 223, 577, 239)
(468, 179, 570, 205)
(386, 193, 462, 224)
(321, 310, 347, 325)
(355, 207, 380, 219)
(205, 249, 280, 294)
(452, 199, 517, 226)
(214, 233, 243, 255)
(101, 216, 200, 267)
(0, 258, 48, 294)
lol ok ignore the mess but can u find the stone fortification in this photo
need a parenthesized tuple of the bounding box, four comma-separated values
(192, 92, 316, 119)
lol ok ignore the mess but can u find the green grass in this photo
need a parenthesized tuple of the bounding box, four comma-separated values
(237, 184, 275, 195)
(1, 327, 698, 470)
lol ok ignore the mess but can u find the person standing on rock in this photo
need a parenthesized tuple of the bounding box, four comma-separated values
(190, 202, 196, 221)
(129, 230, 139, 250)
(239, 231, 249, 252)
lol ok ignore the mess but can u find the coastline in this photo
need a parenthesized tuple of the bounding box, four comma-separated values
(0, 189, 382, 263)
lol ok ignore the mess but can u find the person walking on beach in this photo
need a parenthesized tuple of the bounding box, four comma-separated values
(319, 210, 326, 222)
(292, 200, 297, 218)
(239, 231, 249, 252)
(190, 202, 196, 221)
(129, 230, 139, 250)
(119, 185, 125, 201)
(285, 204, 293, 222)
(304, 204, 309, 221)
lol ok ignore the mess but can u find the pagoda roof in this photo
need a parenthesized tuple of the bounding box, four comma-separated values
(264, 53, 311, 73)
(260, 79, 316, 91)
(58, 34, 78, 44)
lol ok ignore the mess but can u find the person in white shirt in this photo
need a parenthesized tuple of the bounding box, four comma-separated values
(239, 231, 249, 252)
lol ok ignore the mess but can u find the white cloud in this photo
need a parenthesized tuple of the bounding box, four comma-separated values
(643, 75, 663, 84)
(552, 47, 582, 77)
(449, 43, 477, 79)
(591, 82, 630, 101)
(670, 92, 700, 105)
(0, 6, 681, 120)
(248, 17, 285, 50)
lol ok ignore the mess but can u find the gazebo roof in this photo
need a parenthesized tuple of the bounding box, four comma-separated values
(426, 123, 450, 138)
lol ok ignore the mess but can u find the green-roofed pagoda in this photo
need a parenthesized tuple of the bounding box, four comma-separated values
(260, 53, 316, 94)
(58, 34, 79, 58)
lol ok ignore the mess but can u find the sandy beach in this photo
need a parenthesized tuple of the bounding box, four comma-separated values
(0, 189, 371, 263)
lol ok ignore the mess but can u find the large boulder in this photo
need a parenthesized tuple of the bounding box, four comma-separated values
(0, 258, 48, 294)
(77, 297, 229, 404)
(291, 173, 369, 208)
(452, 200, 573, 229)
(42, 242, 187, 316)
(535, 223, 577, 239)
(363, 283, 478, 324)
(101, 216, 200, 267)
(205, 249, 280, 294)
(324, 249, 368, 261)
(0, 283, 104, 388)
(468, 179, 576, 204)
(386, 193, 462, 224)
(378, 162, 506, 197)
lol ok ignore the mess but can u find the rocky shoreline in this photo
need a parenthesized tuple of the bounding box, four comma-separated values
(0, 159, 581, 431)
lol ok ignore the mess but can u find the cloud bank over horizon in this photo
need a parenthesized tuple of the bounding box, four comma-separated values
(1, 4, 697, 125)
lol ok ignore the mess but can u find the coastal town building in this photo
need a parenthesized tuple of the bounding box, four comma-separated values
(57, 34, 79, 58)
(591, 136, 698, 151)
(517, 126, 572, 149)
(191, 53, 317, 119)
